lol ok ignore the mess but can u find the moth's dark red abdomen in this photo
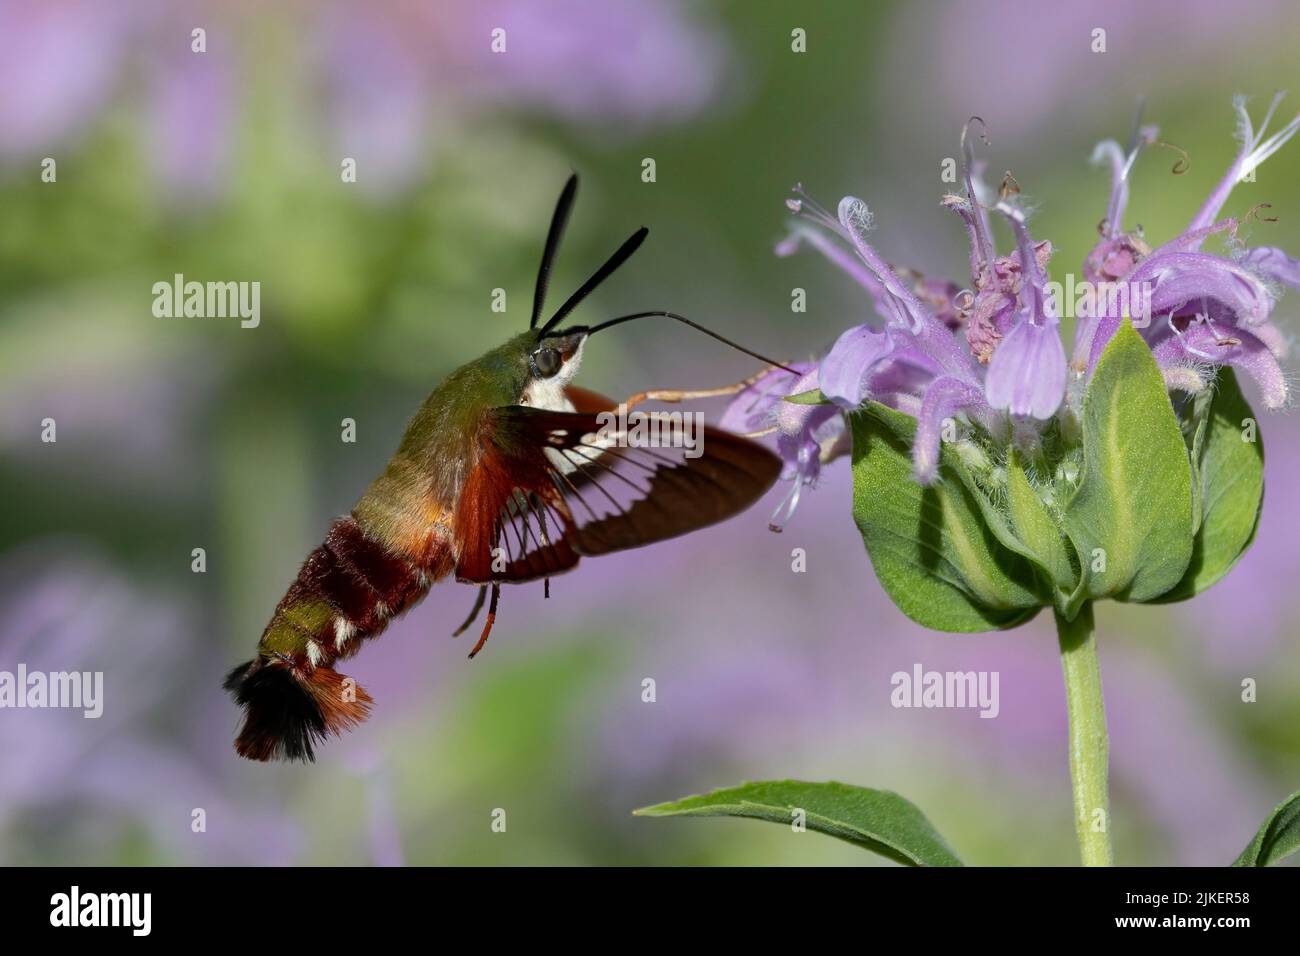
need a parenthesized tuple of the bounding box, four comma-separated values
(323, 519, 431, 626)
(225, 516, 452, 761)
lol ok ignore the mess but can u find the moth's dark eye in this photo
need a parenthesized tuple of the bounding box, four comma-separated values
(532, 347, 562, 378)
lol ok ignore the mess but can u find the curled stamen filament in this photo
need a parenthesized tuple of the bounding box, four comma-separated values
(1153, 139, 1191, 175)
(1246, 202, 1279, 224)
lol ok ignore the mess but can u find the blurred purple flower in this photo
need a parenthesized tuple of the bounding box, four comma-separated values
(145, 16, 235, 199)
(884, 0, 1300, 142)
(313, 0, 728, 193)
(0, 542, 297, 864)
(315, 9, 433, 195)
(455, 0, 727, 126)
(0, 0, 728, 197)
(0, 1, 131, 160)
(0, 0, 230, 193)
(1105, 654, 1266, 865)
(0, 337, 220, 492)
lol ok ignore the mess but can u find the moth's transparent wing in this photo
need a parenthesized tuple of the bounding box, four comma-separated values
(454, 405, 781, 583)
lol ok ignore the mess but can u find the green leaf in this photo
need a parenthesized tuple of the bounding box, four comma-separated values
(1155, 369, 1264, 603)
(850, 402, 1042, 632)
(784, 387, 830, 405)
(1232, 790, 1300, 866)
(1005, 451, 1078, 597)
(635, 780, 963, 866)
(1062, 320, 1194, 603)
(1183, 385, 1213, 537)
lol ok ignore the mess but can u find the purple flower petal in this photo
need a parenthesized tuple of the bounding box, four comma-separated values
(912, 377, 987, 484)
(767, 369, 844, 530)
(981, 204, 1067, 420)
(836, 197, 942, 339)
(1137, 252, 1274, 328)
(1152, 320, 1288, 409)
(718, 363, 810, 434)
(818, 325, 895, 410)
(1244, 246, 1300, 290)
(1079, 315, 1123, 377)
(774, 370, 838, 475)
(985, 318, 1067, 420)
(786, 188, 983, 388)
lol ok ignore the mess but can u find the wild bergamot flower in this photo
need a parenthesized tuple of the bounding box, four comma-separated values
(730, 93, 1299, 512)
(683, 96, 1300, 867)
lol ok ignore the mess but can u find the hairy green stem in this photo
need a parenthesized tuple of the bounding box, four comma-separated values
(1055, 602, 1113, 866)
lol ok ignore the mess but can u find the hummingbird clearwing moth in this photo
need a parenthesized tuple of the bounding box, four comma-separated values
(224, 174, 789, 762)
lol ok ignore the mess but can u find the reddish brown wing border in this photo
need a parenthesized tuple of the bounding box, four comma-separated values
(453, 414, 580, 584)
(454, 403, 781, 584)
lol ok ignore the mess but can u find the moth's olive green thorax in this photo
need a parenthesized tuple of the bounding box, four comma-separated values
(363, 325, 587, 517)
(467, 329, 588, 408)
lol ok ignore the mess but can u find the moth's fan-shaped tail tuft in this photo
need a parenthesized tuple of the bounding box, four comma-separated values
(223, 657, 372, 762)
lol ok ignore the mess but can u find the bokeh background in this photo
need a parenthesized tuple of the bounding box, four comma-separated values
(2, 0, 1299, 866)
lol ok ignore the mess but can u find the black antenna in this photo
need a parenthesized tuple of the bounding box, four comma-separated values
(578, 310, 798, 374)
(530, 174, 579, 329)
(539, 227, 648, 335)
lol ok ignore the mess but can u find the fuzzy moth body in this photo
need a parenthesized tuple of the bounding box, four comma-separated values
(224, 516, 453, 761)
(223, 173, 784, 763)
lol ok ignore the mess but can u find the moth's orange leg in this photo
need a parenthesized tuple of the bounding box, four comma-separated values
(452, 584, 488, 637)
(622, 365, 787, 412)
(468, 583, 501, 659)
